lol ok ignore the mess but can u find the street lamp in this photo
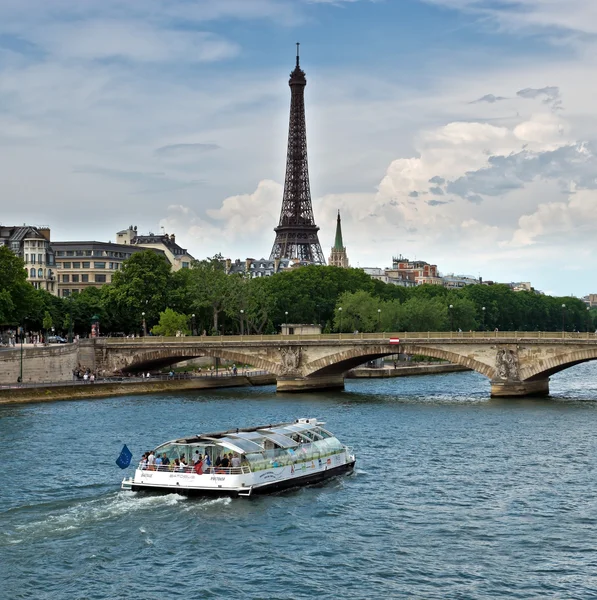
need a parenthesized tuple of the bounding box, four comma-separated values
(481, 306, 486, 331)
(142, 311, 147, 337)
(191, 313, 196, 336)
(338, 307, 343, 333)
(18, 319, 25, 384)
(561, 304, 566, 332)
(68, 296, 74, 343)
(285, 311, 288, 323)
(377, 308, 381, 332)
(449, 304, 454, 331)
(240, 309, 244, 336)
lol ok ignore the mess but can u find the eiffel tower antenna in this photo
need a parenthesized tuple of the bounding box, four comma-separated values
(269, 44, 326, 265)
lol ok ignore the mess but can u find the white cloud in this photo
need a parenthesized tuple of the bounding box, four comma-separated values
(512, 188, 597, 246)
(35, 21, 239, 63)
(159, 180, 283, 258)
(424, 0, 597, 37)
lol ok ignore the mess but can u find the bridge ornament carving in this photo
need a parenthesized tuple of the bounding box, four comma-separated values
(495, 348, 520, 381)
(278, 346, 302, 375)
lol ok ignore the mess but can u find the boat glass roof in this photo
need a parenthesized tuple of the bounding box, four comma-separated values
(214, 437, 264, 454)
(256, 431, 299, 448)
(274, 423, 318, 434)
(229, 431, 264, 442)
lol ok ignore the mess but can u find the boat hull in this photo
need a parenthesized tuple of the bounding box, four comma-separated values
(127, 460, 355, 498)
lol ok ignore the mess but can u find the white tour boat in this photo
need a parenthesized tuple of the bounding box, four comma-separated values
(121, 418, 356, 497)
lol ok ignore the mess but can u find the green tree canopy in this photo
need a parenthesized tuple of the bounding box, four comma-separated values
(152, 308, 190, 337)
(0, 246, 34, 325)
(103, 250, 173, 333)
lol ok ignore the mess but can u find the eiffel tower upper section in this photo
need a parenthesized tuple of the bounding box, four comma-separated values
(269, 44, 326, 265)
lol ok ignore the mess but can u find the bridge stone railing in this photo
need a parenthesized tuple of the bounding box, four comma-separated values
(102, 331, 597, 344)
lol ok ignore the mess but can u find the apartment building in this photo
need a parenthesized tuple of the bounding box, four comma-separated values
(0, 225, 57, 294)
(116, 226, 194, 270)
(51, 241, 165, 297)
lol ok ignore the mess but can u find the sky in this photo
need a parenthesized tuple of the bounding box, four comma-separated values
(1, 0, 596, 296)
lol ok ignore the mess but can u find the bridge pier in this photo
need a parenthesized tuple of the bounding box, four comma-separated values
(490, 378, 549, 397)
(276, 374, 345, 393)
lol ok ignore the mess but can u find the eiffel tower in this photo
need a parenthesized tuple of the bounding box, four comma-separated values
(269, 44, 326, 265)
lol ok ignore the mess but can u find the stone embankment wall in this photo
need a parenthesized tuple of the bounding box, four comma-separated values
(0, 344, 79, 385)
(0, 373, 277, 405)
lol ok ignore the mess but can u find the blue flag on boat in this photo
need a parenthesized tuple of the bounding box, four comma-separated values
(116, 444, 133, 469)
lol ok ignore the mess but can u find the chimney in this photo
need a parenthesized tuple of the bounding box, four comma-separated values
(38, 227, 51, 241)
(170, 233, 175, 243)
(225, 258, 231, 273)
(245, 258, 253, 272)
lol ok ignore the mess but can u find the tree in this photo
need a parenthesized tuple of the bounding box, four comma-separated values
(42, 310, 53, 331)
(104, 250, 173, 333)
(152, 308, 190, 337)
(0, 246, 35, 325)
(189, 255, 236, 334)
(333, 291, 381, 332)
(72, 287, 109, 335)
(400, 297, 447, 331)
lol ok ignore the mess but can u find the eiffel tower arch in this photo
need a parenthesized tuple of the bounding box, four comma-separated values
(269, 44, 326, 265)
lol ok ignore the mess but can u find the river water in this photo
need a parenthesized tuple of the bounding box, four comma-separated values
(2, 365, 597, 599)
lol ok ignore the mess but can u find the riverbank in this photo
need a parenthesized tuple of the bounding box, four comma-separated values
(347, 363, 471, 378)
(0, 373, 276, 405)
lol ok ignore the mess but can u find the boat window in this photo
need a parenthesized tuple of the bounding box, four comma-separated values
(313, 427, 333, 439)
(152, 443, 188, 463)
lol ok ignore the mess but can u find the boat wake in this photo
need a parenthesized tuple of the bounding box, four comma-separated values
(3, 492, 186, 545)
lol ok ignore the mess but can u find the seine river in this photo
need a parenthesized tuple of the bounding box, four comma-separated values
(3, 365, 597, 599)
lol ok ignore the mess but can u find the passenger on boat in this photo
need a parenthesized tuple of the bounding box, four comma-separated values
(193, 450, 202, 465)
(180, 454, 187, 465)
(231, 454, 241, 468)
(139, 453, 148, 470)
(215, 455, 222, 467)
(155, 454, 162, 468)
(161, 454, 170, 466)
(221, 454, 230, 469)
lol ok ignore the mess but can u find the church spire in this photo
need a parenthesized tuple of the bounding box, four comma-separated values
(333, 210, 344, 250)
(328, 210, 349, 268)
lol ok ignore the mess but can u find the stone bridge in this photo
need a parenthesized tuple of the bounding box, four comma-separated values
(78, 331, 597, 396)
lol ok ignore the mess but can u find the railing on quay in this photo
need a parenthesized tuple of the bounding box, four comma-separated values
(0, 370, 271, 390)
(102, 331, 597, 343)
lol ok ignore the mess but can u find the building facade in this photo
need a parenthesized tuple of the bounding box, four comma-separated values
(116, 226, 194, 270)
(328, 211, 349, 268)
(51, 241, 165, 297)
(225, 257, 295, 278)
(0, 225, 56, 294)
(387, 255, 442, 285)
(442, 274, 481, 289)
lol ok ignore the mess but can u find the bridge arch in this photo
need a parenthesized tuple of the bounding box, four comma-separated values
(304, 344, 492, 379)
(118, 347, 283, 376)
(522, 348, 597, 381)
